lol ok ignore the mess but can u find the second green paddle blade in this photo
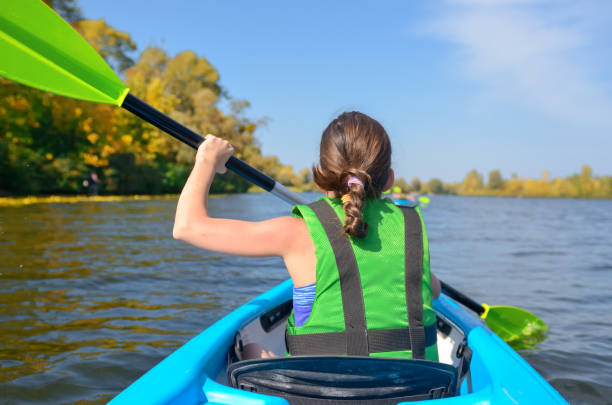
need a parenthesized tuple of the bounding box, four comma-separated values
(485, 305, 549, 350)
(0, 0, 128, 106)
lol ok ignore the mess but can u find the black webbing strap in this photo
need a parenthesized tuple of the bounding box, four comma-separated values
(286, 324, 437, 355)
(261, 392, 436, 404)
(368, 325, 436, 353)
(308, 200, 369, 355)
(458, 344, 473, 394)
(400, 206, 426, 360)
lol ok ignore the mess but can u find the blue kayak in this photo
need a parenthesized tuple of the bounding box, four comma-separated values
(109, 279, 567, 404)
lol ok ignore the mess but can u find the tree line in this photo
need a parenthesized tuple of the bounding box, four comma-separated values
(1, 1, 609, 200)
(0, 0, 313, 196)
(393, 165, 612, 199)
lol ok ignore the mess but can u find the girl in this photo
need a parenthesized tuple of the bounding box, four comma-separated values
(173, 111, 441, 360)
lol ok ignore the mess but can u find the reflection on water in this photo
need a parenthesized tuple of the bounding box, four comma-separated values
(0, 196, 245, 404)
(1, 194, 611, 404)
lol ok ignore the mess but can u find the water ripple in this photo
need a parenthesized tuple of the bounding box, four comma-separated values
(1, 194, 610, 404)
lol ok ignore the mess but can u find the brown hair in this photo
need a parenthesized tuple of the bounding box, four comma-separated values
(313, 111, 392, 238)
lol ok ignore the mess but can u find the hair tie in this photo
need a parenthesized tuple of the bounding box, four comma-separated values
(347, 176, 363, 188)
(341, 194, 351, 204)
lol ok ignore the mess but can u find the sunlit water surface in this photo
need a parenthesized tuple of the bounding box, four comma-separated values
(1, 193, 611, 404)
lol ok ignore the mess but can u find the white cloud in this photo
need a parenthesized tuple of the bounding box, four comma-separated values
(423, 0, 612, 128)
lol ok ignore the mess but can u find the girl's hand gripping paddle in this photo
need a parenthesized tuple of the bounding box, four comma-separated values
(1, 0, 546, 348)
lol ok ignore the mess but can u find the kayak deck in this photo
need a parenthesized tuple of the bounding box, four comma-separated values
(109, 279, 567, 404)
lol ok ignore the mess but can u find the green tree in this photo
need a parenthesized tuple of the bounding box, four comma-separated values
(75, 20, 136, 72)
(580, 165, 593, 183)
(2, 0, 309, 196)
(43, 0, 83, 22)
(461, 170, 484, 194)
(577, 164, 594, 197)
(488, 170, 504, 190)
(393, 177, 410, 192)
(411, 177, 421, 192)
(427, 178, 444, 194)
(296, 168, 316, 191)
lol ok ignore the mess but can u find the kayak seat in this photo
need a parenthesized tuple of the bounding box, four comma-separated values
(227, 356, 458, 404)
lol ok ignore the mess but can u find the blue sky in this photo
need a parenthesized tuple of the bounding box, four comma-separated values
(80, 0, 612, 182)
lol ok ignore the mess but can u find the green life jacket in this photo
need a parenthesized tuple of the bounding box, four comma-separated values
(286, 197, 439, 361)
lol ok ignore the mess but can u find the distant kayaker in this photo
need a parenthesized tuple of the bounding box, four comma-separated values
(174, 111, 441, 360)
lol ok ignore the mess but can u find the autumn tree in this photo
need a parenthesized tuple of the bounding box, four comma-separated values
(427, 178, 444, 194)
(0, 30, 304, 195)
(43, 0, 83, 22)
(393, 177, 410, 192)
(411, 177, 421, 192)
(460, 170, 484, 194)
(488, 170, 503, 190)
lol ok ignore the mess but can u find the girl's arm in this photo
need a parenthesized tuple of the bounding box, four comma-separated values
(172, 135, 307, 259)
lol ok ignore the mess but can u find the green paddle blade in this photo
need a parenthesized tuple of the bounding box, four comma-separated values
(482, 304, 549, 350)
(0, 0, 128, 106)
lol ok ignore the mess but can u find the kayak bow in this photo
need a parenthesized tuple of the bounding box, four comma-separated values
(109, 279, 567, 404)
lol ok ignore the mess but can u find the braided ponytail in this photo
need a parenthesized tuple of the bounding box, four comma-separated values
(341, 171, 370, 238)
(313, 112, 392, 239)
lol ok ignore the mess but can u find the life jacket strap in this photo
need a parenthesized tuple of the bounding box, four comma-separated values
(308, 199, 369, 355)
(294, 200, 431, 358)
(400, 206, 426, 360)
(286, 325, 438, 356)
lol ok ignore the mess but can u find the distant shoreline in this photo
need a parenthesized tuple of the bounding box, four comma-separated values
(0, 194, 178, 207)
(2, 192, 611, 207)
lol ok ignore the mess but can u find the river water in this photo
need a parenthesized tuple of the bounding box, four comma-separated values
(1, 193, 611, 404)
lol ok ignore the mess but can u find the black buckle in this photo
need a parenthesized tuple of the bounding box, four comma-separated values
(429, 387, 447, 399)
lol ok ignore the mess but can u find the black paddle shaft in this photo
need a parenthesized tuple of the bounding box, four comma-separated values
(121, 93, 275, 192)
(440, 280, 485, 315)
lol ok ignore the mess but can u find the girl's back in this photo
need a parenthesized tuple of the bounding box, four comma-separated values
(173, 111, 440, 360)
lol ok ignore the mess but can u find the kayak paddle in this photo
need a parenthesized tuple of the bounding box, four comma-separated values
(1, 1, 548, 349)
(0, 0, 306, 205)
(440, 280, 548, 349)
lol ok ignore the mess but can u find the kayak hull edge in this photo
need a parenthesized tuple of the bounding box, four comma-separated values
(109, 279, 567, 405)
(434, 295, 567, 404)
(109, 279, 294, 405)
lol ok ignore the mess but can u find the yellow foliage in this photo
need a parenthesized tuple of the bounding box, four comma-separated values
(101, 145, 115, 158)
(450, 168, 612, 199)
(87, 133, 99, 144)
(82, 153, 107, 167)
(74, 19, 136, 71)
(0, 27, 302, 195)
(0, 195, 175, 207)
(11, 98, 29, 110)
(145, 77, 164, 105)
(82, 118, 92, 132)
